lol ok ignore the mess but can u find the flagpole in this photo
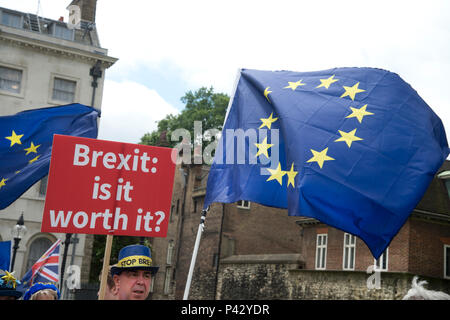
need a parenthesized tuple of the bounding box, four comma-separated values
(98, 234, 113, 300)
(183, 208, 208, 300)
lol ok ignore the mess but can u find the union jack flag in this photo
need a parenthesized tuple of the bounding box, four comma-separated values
(20, 239, 61, 289)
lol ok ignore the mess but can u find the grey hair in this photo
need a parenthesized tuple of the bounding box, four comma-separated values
(402, 276, 450, 300)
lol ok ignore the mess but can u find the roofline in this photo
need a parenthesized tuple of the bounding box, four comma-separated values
(0, 26, 117, 68)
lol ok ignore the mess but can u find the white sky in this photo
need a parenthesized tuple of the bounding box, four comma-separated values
(1, 0, 450, 147)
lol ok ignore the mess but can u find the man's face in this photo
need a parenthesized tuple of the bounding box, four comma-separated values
(113, 269, 152, 300)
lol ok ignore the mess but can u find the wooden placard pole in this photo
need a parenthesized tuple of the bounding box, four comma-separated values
(98, 234, 113, 300)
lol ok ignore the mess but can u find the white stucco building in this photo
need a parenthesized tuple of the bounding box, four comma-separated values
(0, 0, 117, 297)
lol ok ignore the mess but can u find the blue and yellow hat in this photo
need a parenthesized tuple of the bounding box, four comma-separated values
(23, 282, 60, 300)
(110, 245, 159, 276)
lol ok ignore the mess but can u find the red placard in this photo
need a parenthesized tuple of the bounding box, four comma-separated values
(41, 135, 176, 237)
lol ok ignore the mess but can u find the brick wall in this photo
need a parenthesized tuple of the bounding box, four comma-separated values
(409, 217, 450, 278)
(150, 163, 185, 299)
(222, 202, 302, 257)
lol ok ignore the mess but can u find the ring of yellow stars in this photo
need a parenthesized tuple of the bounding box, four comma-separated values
(334, 129, 363, 148)
(255, 137, 274, 158)
(340, 82, 365, 101)
(264, 87, 272, 103)
(286, 163, 298, 188)
(24, 142, 41, 155)
(1, 271, 17, 288)
(266, 163, 286, 185)
(259, 112, 278, 130)
(5, 130, 24, 147)
(0, 178, 7, 189)
(316, 75, 338, 89)
(307, 147, 335, 169)
(284, 80, 306, 91)
(346, 104, 374, 123)
(28, 155, 40, 164)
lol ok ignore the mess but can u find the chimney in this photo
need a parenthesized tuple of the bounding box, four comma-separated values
(69, 0, 97, 22)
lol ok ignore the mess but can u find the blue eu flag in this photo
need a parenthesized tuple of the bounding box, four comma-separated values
(0, 104, 100, 210)
(204, 68, 449, 259)
(0, 241, 11, 271)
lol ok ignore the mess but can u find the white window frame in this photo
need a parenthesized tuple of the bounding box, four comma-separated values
(374, 248, 389, 272)
(315, 234, 327, 270)
(342, 233, 356, 270)
(444, 245, 450, 279)
(166, 241, 174, 265)
(49, 74, 79, 104)
(237, 200, 250, 209)
(163, 267, 171, 295)
(0, 63, 26, 98)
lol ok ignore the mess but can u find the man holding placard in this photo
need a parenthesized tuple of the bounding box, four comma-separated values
(41, 134, 176, 299)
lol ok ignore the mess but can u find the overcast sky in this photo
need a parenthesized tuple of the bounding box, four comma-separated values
(2, 0, 450, 148)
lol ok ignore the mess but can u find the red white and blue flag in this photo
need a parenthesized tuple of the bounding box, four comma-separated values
(20, 239, 61, 289)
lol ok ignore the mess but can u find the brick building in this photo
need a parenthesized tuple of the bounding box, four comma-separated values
(297, 160, 450, 279)
(150, 160, 450, 299)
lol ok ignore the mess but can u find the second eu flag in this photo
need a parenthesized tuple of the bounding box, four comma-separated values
(204, 68, 449, 259)
(0, 103, 100, 210)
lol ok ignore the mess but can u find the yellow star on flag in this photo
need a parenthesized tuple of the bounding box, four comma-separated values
(28, 155, 40, 164)
(24, 142, 41, 155)
(1, 271, 17, 288)
(286, 163, 298, 188)
(307, 147, 335, 169)
(264, 87, 272, 103)
(0, 178, 7, 189)
(340, 82, 365, 101)
(284, 80, 306, 91)
(266, 163, 286, 186)
(316, 75, 339, 89)
(259, 112, 278, 130)
(5, 130, 24, 147)
(334, 129, 363, 148)
(346, 104, 374, 123)
(255, 137, 274, 158)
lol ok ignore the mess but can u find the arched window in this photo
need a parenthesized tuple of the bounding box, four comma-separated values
(25, 237, 53, 271)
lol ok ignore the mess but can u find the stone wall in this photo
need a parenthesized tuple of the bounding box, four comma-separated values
(216, 254, 303, 300)
(216, 254, 450, 300)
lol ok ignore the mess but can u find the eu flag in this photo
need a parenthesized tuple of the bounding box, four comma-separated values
(0, 104, 100, 210)
(0, 241, 11, 271)
(204, 68, 449, 259)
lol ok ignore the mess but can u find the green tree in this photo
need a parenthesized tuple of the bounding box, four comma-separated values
(140, 87, 229, 149)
